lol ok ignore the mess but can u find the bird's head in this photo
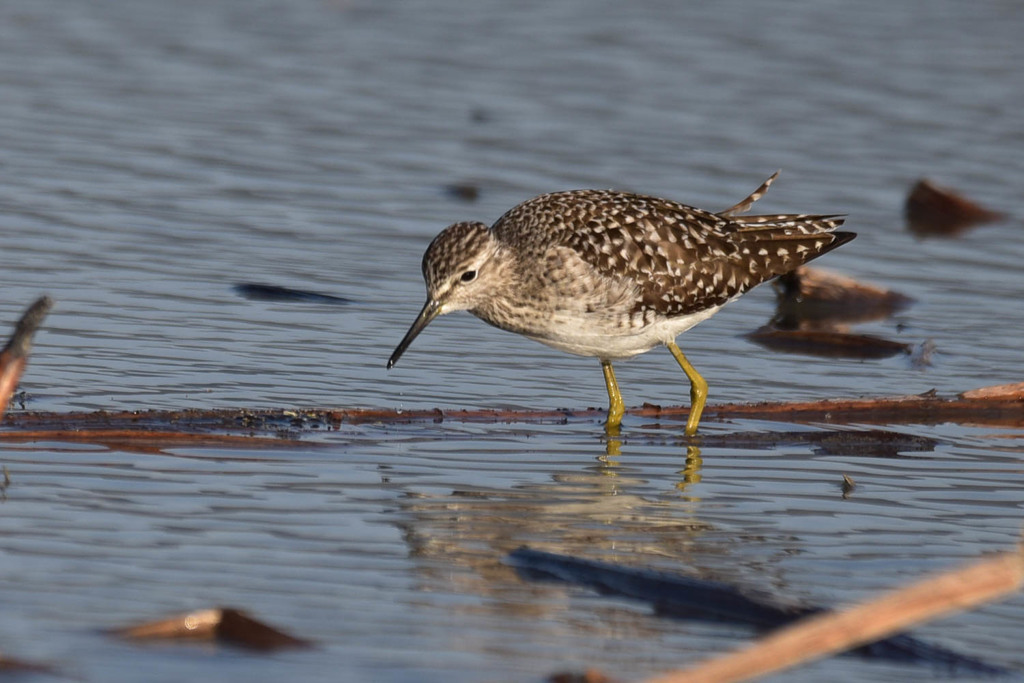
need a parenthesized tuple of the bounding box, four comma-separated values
(387, 221, 499, 369)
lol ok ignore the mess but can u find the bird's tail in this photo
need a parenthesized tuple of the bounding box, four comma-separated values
(727, 214, 854, 279)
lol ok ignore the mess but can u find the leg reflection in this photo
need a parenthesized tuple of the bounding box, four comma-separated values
(599, 433, 703, 493)
(676, 444, 703, 491)
(601, 432, 622, 465)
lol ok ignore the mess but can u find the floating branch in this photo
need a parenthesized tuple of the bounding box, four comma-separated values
(507, 548, 1008, 676)
(641, 546, 1023, 683)
(0, 296, 53, 417)
(2, 384, 1022, 449)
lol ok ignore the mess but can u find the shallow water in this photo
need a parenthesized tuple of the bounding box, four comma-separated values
(1, 0, 1023, 680)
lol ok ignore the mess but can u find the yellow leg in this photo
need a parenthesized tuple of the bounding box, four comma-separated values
(667, 342, 708, 436)
(601, 360, 625, 435)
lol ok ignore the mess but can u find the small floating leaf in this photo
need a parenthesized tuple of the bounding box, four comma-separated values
(842, 473, 857, 498)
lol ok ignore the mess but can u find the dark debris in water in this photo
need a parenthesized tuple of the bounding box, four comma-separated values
(711, 428, 937, 458)
(547, 670, 618, 683)
(233, 283, 352, 305)
(444, 182, 481, 202)
(618, 425, 939, 458)
(111, 607, 312, 652)
(746, 326, 912, 360)
(507, 547, 1012, 676)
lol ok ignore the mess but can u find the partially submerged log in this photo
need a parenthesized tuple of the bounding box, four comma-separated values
(641, 546, 1024, 683)
(772, 267, 913, 327)
(703, 383, 1023, 428)
(516, 546, 1022, 682)
(905, 179, 1006, 237)
(755, 267, 916, 360)
(1, 384, 1022, 449)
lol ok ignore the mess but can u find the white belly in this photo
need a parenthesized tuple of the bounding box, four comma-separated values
(522, 305, 723, 360)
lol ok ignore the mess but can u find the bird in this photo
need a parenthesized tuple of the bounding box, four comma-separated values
(387, 172, 855, 435)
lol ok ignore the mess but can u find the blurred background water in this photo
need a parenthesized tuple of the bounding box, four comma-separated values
(1, 0, 1022, 681)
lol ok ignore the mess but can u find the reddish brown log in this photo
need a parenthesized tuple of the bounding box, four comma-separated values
(905, 179, 1005, 237)
(2, 385, 1021, 449)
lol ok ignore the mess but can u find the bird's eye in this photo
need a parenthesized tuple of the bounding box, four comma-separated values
(460, 270, 477, 283)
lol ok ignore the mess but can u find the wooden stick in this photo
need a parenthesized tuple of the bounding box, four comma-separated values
(641, 547, 1024, 683)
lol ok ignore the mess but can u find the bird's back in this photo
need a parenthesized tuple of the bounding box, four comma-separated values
(491, 189, 853, 320)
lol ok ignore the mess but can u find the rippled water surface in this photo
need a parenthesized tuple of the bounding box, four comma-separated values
(1, 0, 1022, 680)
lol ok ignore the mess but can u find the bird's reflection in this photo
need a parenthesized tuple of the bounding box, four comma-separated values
(602, 431, 702, 492)
(677, 444, 703, 490)
(389, 421, 937, 648)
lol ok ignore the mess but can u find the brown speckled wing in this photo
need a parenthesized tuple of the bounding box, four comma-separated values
(492, 190, 850, 319)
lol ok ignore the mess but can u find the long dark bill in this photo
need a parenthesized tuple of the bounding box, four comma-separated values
(386, 299, 442, 369)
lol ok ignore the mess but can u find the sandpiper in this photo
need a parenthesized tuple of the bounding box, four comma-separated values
(388, 173, 854, 435)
